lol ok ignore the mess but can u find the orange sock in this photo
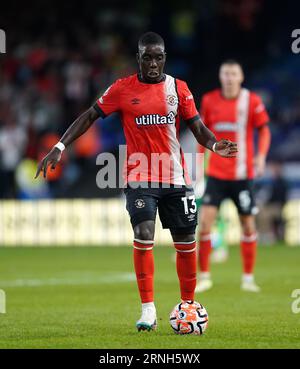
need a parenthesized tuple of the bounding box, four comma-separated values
(240, 233, 257, 274)
(133, 239, 154, 303)
(174, 240, 197, 301)
(198, 233, 212, 273)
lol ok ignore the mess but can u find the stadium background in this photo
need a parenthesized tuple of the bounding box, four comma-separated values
(0, 0, 300, 246)
(0, 0, 300, 349)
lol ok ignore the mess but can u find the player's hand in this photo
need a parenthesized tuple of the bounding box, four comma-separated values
(214, 139, 238, 158)
(35, 147, 62, 179)
(255, 154, 266, 177)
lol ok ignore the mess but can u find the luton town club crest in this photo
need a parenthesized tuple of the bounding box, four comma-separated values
(135, 199, 145, 208)
(167, 95, 178, 106)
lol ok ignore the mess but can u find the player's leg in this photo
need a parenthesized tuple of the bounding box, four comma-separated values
(239, 214, 260, 292)
(133, 220, 158, 331)
(231, 180, 260, 292)
(124, 184, 158, 331)
(171, 232, 197, 303)
(196, 205, 218, 292)
(196, 176, 223, 292)
(158, 185, 198, 302)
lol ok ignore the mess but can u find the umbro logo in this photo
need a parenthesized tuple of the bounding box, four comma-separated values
(131, 98, 140, 105)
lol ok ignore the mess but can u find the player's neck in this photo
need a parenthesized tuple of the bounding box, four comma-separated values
(138, 73, 166, 84)
(221, 87, 241, 100)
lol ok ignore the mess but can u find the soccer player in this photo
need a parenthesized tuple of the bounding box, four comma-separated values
(35, 33, 237, 331)
(195, 59, 271, 293)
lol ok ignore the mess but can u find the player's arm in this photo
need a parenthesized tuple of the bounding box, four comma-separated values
(35, 106, 100, 178)
(188, 117, 238, 158)
(256, 124, 271, 177)
(35, 79, 121, 179)
(252, 94, 271, 177)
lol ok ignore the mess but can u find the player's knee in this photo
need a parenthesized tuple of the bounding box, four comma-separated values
(172, 233, 195, 243)
(199, 211, 215, 234)
(242, 226, 256, 236)
(199, 220, 212, 234)
(134, 223, 154, 241)
(241, 219, 256, 235)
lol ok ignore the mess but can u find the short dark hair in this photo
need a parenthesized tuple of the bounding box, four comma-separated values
(220, 59, 243, 69)
(138, 32, 165, 50)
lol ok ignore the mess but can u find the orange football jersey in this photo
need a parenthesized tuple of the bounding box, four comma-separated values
(200, 88, 269, 180)
(96, 74, 199, 185)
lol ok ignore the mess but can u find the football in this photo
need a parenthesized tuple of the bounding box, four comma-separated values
(169, 301, 209, 335)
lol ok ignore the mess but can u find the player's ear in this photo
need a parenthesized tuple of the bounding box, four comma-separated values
(241, 71, 245, 84)
(239, 66, 244, 83)
(136, 52, 140, 64)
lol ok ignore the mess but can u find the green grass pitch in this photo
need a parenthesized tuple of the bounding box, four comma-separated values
(0, 244, 299, 348)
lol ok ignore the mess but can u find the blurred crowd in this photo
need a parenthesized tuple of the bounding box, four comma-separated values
(0, 4, 139, 198)
(0, 0, 299, 203)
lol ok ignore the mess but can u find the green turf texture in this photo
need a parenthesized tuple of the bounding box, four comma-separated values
(0, 244, 299, 348)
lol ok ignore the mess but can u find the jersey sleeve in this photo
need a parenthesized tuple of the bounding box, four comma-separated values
(199, 94, 210, 128)
(177, 80, 199, 124)
(252, 93, 270, 128)
(94, 79, 122, 118)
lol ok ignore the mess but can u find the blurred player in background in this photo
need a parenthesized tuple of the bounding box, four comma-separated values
(196, 60, 271, 293)
(35, 32, 237, 331)
(194, 147, 229, 265)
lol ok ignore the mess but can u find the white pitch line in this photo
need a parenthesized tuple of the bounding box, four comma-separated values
(0, 273, 136, 287)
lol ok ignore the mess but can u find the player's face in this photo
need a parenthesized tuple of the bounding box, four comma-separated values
(219, 64, 244, 91)
(137, 44, 166, 83)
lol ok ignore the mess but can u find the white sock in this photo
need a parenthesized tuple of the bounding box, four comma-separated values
(242, 274, 254, 283)
(142, 302, 155, 311)
(200, 272, 211, 280)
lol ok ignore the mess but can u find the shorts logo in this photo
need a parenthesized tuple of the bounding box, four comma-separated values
(135, 199, 145, 208)
(187, 214, 195, 221)
(166, 95, 178, 106)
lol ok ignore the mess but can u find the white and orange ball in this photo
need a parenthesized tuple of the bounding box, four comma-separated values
(170, 301, 209, 335)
